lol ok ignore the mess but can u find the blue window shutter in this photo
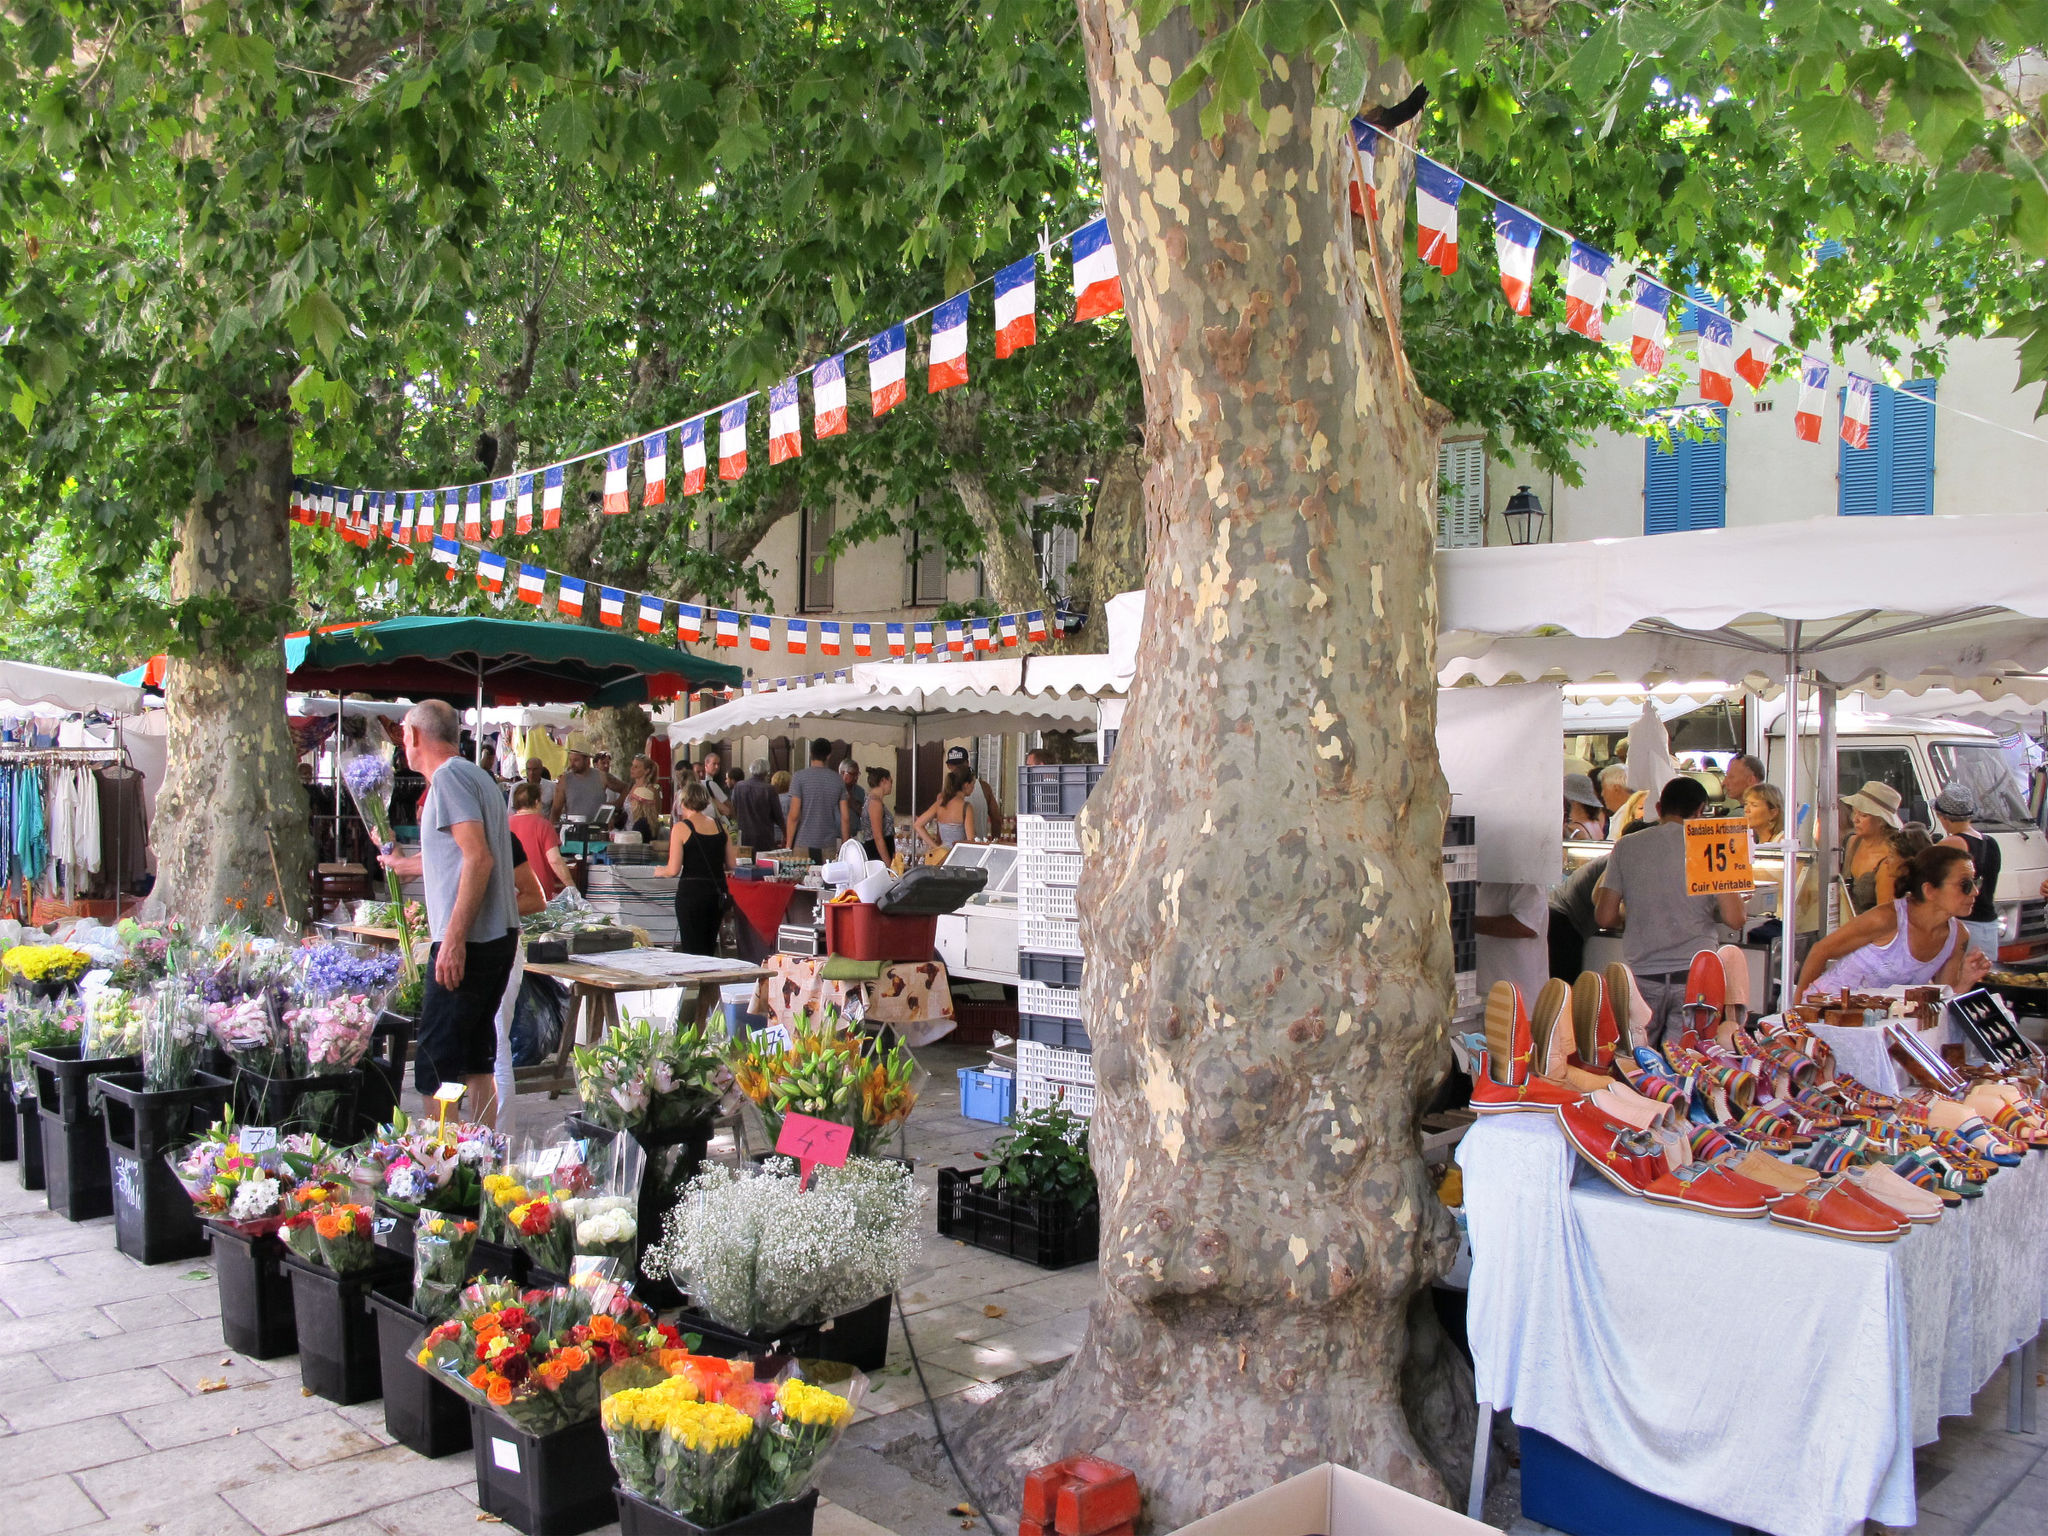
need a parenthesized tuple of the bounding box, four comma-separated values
(1643, 407, 1727, 533)
(1689, 407, 1728, 528)
(1645, 433, 1683, 534)
(1677, 282, 1714, 334)
(1891, 378, 1935, 516)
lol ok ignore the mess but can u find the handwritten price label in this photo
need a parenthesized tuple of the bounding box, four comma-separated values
(238, 1127, 278, 1153)
(432, 1082, 467, 1103)
(1684, 817, 1754, 896)
(754, 1022, 793, 1051)
(776, 1112, 855, 1187)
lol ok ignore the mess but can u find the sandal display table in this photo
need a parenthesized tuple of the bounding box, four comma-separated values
(1456, 1114, 2048, 1536)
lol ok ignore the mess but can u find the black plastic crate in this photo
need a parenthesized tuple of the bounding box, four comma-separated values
(936, 1167, 1099, 1270)
(209, 1223, 298, 1358)
(1016, 763, 1107, 815)
(359, 1013, 414, 1136)
(1445, 814, 1476, 847)
(1016, 951, 1084, 987)
(40, 1109, 116, 1221)
(96, 1073, 230, 1264)
(470, 1406, 618, 1536)
(615, 1487, 819, 1536)
(282, 1247, 412, 1404)
(1016, 1013, 1093, 1051)
(15, 1093, 43, 1190)
(31, 1045, 142, 1128)
(0, 1079, 13, 1162)
(673, 1292, 891, 1374)
(370, 1289, 474, 1458)
(1453, 937, 1477, 972)
(474, 1236, 530, 1285)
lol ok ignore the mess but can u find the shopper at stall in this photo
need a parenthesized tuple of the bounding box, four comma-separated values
(701, 748, 730, 812)
(381, 699, 521, 1102)
(916, 766, 980, 853)
(1564, 773, 1606, 840)
(1593, 775, 1747, 1043)
(552, 735, 625, 825)
(1934, 784, 2004, 959)
(660, 778, 734, 965)
(838, 756, 866, 831)
(508, 783, 574, 900)
(863, 767, 897, 862)
(730, 758, 781, 852)
(945, 745, 996, 836)
(773, 769, 793, 824)
(513, 757, 554, 816)
(1840, 780, 1906, 914)
(1721, 753, 1765, 806)
(621, 754, 664, 840)
(1547, 855, 1608, 982)
(1600, 763, 1649, 837)
(1477, 883, 1549, 1008)
(785, 737, 851, 860)
(1797, 844, 1992, 999)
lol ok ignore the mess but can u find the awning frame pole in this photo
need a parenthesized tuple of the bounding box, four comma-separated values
(1780, 621, 1803, 1009)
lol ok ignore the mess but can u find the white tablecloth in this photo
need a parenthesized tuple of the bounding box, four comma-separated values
(1808, 1014, 1965, 1097)
(1457, 1116, 2048, 1536)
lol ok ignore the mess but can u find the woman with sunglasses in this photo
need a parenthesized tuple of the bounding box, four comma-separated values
(1796, 844, 1991, 1002)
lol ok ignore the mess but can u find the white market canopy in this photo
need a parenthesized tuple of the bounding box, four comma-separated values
(0, 658, 146, 717)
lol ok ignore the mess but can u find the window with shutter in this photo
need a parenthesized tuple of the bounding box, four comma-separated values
(908, 529, 948, 605)
(1675, 282, 1715, 334)
(1436, 439, 1487, 547)
(1641, 407, 1728, 534)
(1838, 378, 1936, 516)
(800, 505, 835, 611)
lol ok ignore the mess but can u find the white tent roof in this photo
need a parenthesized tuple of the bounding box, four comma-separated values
(0, 659, 145, 717)
(668, 677, 1102, 748)
(844, 654, 1123, 699)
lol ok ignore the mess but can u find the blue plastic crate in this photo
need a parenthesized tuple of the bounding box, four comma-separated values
(957, 1067, 1014, 1125)
(1519, 1428, 1735, 1536)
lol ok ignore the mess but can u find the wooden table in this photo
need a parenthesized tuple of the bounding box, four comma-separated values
(519, 952, 767, 1097)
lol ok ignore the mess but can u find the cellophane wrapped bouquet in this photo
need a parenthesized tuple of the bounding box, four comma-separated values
(80, 980, 146, 1059)
(312, 1202, 379, 1273)
(142, 975, 212, 1092)
(4, 942, 91, 994)
(724, 1009, 924, 1156)
(340, 746, 420, 989)
(643, 1156, 923, 1335)
(413, 1214, 480, 1322)
(354, 1107, 506, 1218)
(414, 1273, 682, 1434)
(574, 1018, 727, 1138)
(483, 1137, 632, 1276)
(172, 1116, 347, 1236)
(199, 930, 299, 1080)
(7, 996, 81, 1093)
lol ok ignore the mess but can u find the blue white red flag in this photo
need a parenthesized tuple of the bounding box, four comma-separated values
(1735, 335, 1777, 392)
(1025, 610, 1048, 641)
(463, 484, 483, 538)
(748, 613, 771, 651)
(813, 355, 848, 438)
(869, 326, 907, 415)
(643, 430, 667, 506)
(715, 610, 738, 647)
(1631, 276, 1672, 375)
(598, 586, 625, 628)
(886, 623, 906, 656)
(676, 604, 703, 643)
(477, 551, 507, 592)
(1349, 119, 1380, 219)
(999, 614, 1018, 647)
(490, 479, 509, 537)
(1794, 359, 1829, 442)
(1564, 243, 1611, 341)
(1492, 205, 1542, 317)
(638, 594, 663, 634)
(719, 400, 748, 481)
(852, 622, 872, 656)
(971, 617, 992, 651)
(769, 379, 801, 464)
(517, 564, 547, 605)
(603, 445, 629, 514)
(1842, 374, 1874, 450)
(543, 465, 563, 528)
(1414, 161, 1463, 275)
(819, 621, 840, 656)
(1697, 313, 1735, 405)
(1071, 219, 1122, 320)
(679, 419, 707, 494)
(441, 489, 460, 539)
(516, 474, 534, 533)
(400, 492, 417, 542)
(929, 293, 969, 392)
(993, 257, 1036, 358)
(431, 535, 459, 566)
(944, 619, 965, 653)
(912, 621, 934, 655)
(787, 618, 808, 654)
(557, 575, 585, 616)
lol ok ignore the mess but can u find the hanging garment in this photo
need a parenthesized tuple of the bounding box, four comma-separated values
(16, 766, 47, 886)
(47, 765, 72, 900)
(95, 767, 149, 896)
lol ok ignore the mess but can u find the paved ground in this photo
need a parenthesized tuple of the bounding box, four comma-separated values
(2, 1036, 2045, 1534)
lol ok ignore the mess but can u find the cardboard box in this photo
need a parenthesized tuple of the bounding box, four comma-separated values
(1168, 1463, 1492, 1535)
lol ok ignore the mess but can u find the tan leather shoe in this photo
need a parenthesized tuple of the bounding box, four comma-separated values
(1732, 1150, 1818, 1196)
(1530, 978, 1575, 1081)
(1846, 1164, 1944, 1224)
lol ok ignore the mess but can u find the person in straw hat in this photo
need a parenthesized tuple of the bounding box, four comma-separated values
(1840, 780, 1906, 915)
(552, 731, 627, 825)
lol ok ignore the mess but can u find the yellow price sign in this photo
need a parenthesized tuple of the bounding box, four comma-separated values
(1685, 817, 1753, 896)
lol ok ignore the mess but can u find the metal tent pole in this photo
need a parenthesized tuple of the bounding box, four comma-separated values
(1779, 622, 1803, 1009)
(474, 660, 485, 760)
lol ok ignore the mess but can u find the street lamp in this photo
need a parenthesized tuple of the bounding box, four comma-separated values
(1502, 484, 1547, 545)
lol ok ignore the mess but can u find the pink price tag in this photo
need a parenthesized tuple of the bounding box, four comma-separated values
(775, 1113, 855, 1187)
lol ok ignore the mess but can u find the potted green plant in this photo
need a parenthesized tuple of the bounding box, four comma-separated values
(937, 1101, 1099, 1269)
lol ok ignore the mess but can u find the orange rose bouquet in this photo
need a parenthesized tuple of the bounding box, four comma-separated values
(313, 1202, 378, 1274)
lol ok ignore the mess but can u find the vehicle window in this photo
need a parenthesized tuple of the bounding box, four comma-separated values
(1927, 742, 2034, 830)
(1837, 748, 1927, 829)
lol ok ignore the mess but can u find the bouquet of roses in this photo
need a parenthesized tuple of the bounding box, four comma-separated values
(413, 1214, 480, 1322)
(206, 995, 288, 1078)
(566, 1196, 638, 1267)
(600, 1355, 766, 1508)
(486, 1139, 619, 1274)
(6, 997, 82, 1093)
(284, 992, 378, 1076)
(750, 1374, 861, 1509)
(574, 1018, 727, 1138)
(341, 748, 419, 988)
(313, 1202, 379, 1273)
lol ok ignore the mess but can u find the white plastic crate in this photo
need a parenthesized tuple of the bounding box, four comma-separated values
(1018, 1072, 1097, 1118)
(1020, 913, 1082, 956)
(1455, 969, 1479, 1009)
(1019, 979, 1083, 1020)
(1020, 882, 1079, 922)
(1017, 1039, 1097, 1117)
(1020, 847, 1085, 887)
(1016, 814, 1080, 854)
(1442, 845, 1479, 885)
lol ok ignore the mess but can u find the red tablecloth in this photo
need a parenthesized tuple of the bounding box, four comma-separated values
(726, 879, 798, 942)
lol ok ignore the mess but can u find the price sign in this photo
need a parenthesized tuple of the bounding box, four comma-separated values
(532, 1146, 564, 1178)
(1684, 817, 1754, 896)
(754, 1022, 793, 1052)
(238, 1127, 278, 1153)
(432, 1082, 467, 1103)
(775, 1112, 855, 1188)
(372, 1217, 397, 1238)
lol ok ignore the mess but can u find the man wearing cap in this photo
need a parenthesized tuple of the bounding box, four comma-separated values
(552, 734, 626, 826)
(1934, 782, 2004, 958)
(945, 746, 995, 838)
(1564, 772, 1606, 840)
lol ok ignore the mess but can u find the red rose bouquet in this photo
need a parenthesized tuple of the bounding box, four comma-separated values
(313, 1202, 378, 1274)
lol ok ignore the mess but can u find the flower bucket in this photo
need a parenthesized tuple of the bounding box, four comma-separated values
(281, 1246, 411, 1404)
(935, 1167, 1100, 1271)
(199, 1066, 362, 1141)
(15, 1092, 45, 1190)
(670, 1293, 892, 1375)
(0, 1075, 16, 1162)
(359, 1011, 414, 1133)
(30, 1046, 140, 1222)
(95, 1072, 231, 1265)
(469, 1404, 618, 1536)
(207, 1222, 298, 1359)
(368, 1289, 473, 1458)
(614, 1487, 819, 1536)
(561, 1111, 713, 1312)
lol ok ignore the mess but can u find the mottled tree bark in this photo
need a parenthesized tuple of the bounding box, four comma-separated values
(1065, 443, 1147, 651)
(963, 7, 1459, 1526)
(153, 421, 315, 929)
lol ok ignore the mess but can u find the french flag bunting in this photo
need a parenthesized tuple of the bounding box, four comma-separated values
(747, 613, 771, 651)
(869, 326, 907, 415)
(929, 293, 970, 392)
(768, 378, 802, 464)
(1026, 610, 1048, 641)
(820, 621, 840, 656)
(1842, 374, 1875, 450)
(411, 490, 430, 541)
(463, 484, 482, 538)
(944, 619, 966, 653)
(679, 418, 707, 493)
(1697, 313, 1735, 405)
(719, 400, 748, 481)
(643, 431, 667, 506)
(288, 479, 306, 524)
(1414, 161, 1464, 275)
(1735, 335, 1778, 391)
(557, 575, 585, 616)
(912, 622, 934, 655)
(676, 604, 703, 643)
(852, 622, 873, 656)
(886, 623, 907, 656)
(1630, 276, 1672, 375)
(787, 617, 808, 654)
(399, 492, 417, 542)
(993, 257, 1036, 358)
(515, 474, 534, 534)
(598, 586, 625, 628)
(971, 617, 992, 651)
(309, 485, 327, 527)
(603, 444, 629, 514)
(715, 610, 739, 647)
(350, 490, 367, 532)
(1794, 359, 1829, 442)
(1492, 205, 1543, 317)
(1564, 242, 1612, 341)
(1072, 218, 1123, 320)
(477, 551, 507, 593)
(542, 465, 563, 529)
(812, 355, 848, 438)
(1349, 118, 1380, 218)
(490, 479, 508, 537)
(431, 535, 460, 568)
(638, 594, 663, 634)
(999, 613, 1019, 647)
(517, 563, 547, 605)
(440, 489, 459, 538)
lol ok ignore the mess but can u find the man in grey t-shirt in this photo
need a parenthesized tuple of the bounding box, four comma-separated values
(785, 737, 851, 860)
(1595, 776, 1745, 1044)
(552, 735, 625, 824)
(381, 701, 522, 1100)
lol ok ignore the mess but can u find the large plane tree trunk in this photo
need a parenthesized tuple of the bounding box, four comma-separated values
(152, 420, 315, 929)
(966, 6, 1462, 1526)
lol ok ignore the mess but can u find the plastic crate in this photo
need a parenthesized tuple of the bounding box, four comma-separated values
(1445, 814, 1476, 847)
(1017, 1072, 1096, 1118)
(1017, 1013, 1093, 1051)
(1021, 914, 1083, 957)
(1020, 848, 1085, 887)
(957, 1067, 1015, 1125)
(1017, 951, 1084, 987)
(1442, 844, 1480, 885)
(1018, 1039, 1094, 1087)
(937, 1167, 1100, 1270)
(1455, 969, 1479, 1009)
(1019, 979, 1082, 1020)
(1016, 814, 1081, 854)
(1017, 763, 1107, 815)
(822, 901, 939, 962)
(1020, 883, 1080, 922)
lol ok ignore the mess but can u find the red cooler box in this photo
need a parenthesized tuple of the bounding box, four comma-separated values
(824, 901, 939, 962)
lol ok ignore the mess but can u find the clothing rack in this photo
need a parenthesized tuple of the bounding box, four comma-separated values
(0, 747, 142, 922)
